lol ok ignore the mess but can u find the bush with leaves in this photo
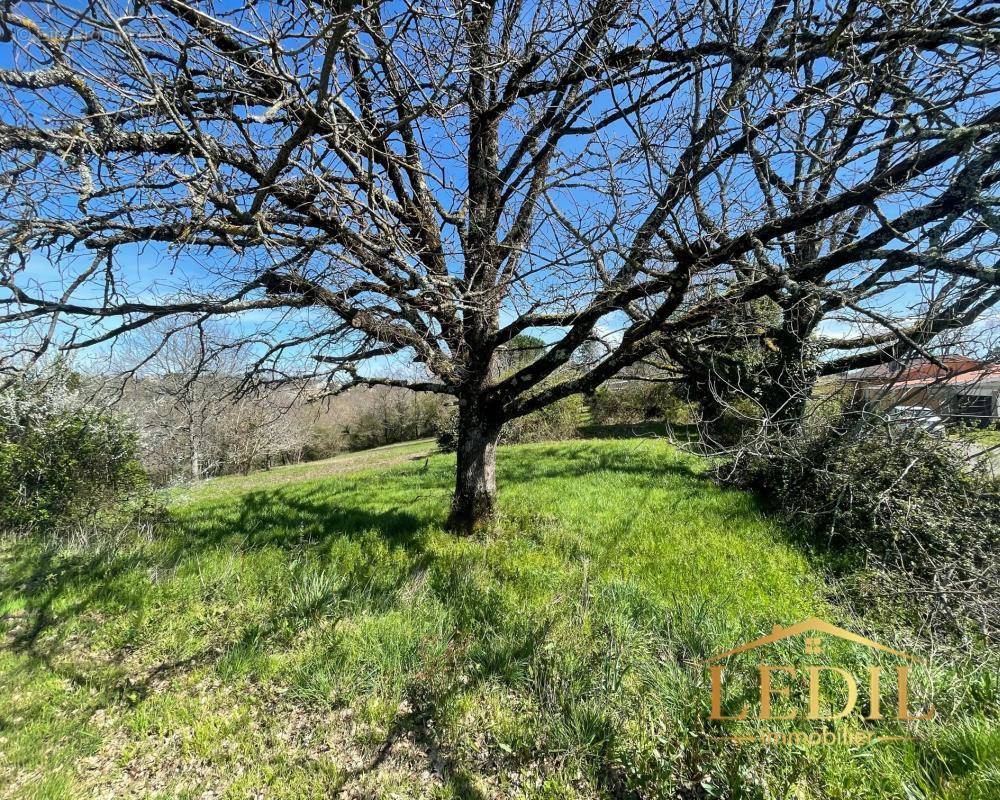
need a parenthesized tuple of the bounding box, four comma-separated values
(344, 390, 449, 451)
(0, 370, 147, 538)
(588, 381, 692, 426)
(724, 411, 1000, 640)
(437, 393, 586, 452)
(502, 392, 587, 445)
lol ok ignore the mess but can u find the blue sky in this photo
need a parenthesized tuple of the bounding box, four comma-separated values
(2, 0, 998, 380)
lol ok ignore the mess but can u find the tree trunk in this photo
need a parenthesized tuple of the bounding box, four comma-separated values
(447, 404, 501, 535)
(759, 296, 822, 436)
(760, 374, 812, 436)
(761, 341, 820, 436)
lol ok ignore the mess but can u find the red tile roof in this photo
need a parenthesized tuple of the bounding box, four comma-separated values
(848, 356, 1000, 388)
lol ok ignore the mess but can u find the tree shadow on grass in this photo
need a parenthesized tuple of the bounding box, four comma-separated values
(2, 440, 703, 678)
(177, 483, 435, 552)
(1, 541, 147, 655)
(0, 488, 436, 697)
(340, 702, 490, 800)
(1, 439, 708, 795)
(496, 440, 705, 487)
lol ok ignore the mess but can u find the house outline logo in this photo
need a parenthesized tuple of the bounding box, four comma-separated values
(701, 617, 924, 666)
(702, 617, 934, 746)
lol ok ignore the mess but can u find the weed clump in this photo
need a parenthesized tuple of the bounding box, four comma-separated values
(724, 411, 1000, 641)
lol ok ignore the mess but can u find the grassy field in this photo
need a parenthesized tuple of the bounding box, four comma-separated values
(182, 438, 437, 500)
(1, 438, 997, 799)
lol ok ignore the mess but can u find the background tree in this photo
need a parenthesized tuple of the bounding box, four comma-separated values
(114, 319, 312, 482)
(653, 35, 1000, 433)
(2, 0, 999, 530)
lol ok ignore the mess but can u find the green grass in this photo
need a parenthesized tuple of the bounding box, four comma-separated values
(1, 438, 997, 798)
(180, 438, 437, 501)
(954, 426, 1000, 449)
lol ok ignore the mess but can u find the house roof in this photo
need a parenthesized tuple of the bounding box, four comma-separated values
(846, 356, 1000, 389)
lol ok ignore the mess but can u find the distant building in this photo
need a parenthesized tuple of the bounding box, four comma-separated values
(845, 356, 1000, 425)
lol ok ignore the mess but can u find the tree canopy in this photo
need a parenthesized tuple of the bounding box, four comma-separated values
(1, 0, 999, 528)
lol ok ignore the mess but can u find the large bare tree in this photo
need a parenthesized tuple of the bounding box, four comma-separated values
(1, 0, 999, 530)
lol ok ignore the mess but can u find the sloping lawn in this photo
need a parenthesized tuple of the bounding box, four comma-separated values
(1, 439, 996, 798)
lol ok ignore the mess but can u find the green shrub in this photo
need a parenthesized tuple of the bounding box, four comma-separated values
(502, 393, 586, 445)
(588, 382, 691, 426)
(0, 373, 146, 537)
(700, 396, 761, 448)
(434, 416, 458, 452)
(724, 412, 1000, 639)
(437, 394, 586, 452)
